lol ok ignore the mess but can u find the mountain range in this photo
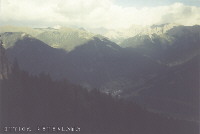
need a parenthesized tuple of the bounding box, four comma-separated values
(0, 24, 199, 121)
(0, 25, 98, 51)
(120, 25, 200, 65)
(89, 23, 179, 44)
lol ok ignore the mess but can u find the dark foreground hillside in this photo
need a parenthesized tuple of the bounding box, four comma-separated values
(124, 55, 200, 121)
(0, 65, 199, 134)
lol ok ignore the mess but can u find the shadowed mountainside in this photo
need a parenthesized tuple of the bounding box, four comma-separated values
(0, 41, 10, 79)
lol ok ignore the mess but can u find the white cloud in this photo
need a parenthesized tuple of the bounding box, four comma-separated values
(0, 0, 199, 29)
(159, 3, 200, 26)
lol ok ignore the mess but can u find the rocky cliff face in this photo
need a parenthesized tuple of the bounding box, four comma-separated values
(0, 41, 10, 79)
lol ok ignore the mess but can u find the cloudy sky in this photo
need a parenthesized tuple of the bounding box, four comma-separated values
(0, 0, 200, 29)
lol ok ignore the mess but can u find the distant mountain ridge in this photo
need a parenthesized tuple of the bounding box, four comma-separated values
(0, 23, 179, 48)
(35, 27, 96, 51)
(89, 23, 179, 44)
(0, 25, 97, 51)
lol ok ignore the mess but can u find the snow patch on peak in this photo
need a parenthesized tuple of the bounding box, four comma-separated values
(21, 33, 32, 39)
(21, 33, 26, 38)
(100, 23, 180, 44)
(53, 25, 61, 30)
